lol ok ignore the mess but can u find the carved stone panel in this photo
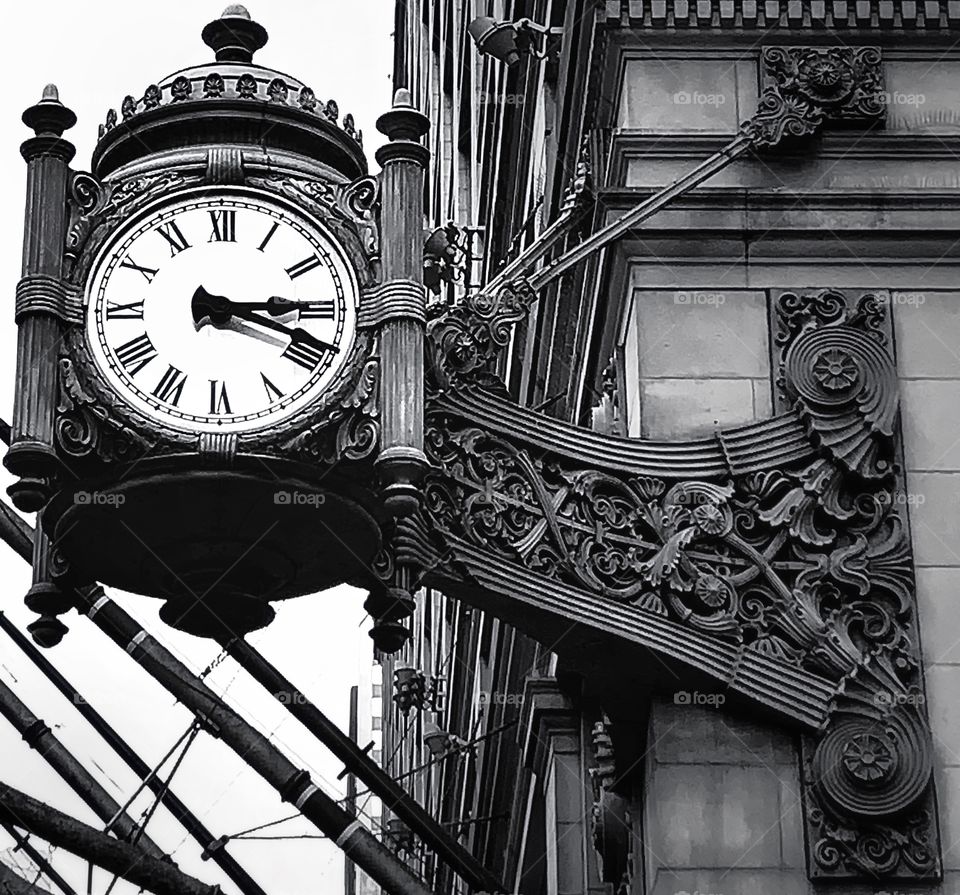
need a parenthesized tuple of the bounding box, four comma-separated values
(770, 289, 940, 882)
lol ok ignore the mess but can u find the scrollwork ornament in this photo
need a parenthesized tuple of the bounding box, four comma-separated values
(410, 287, 938, 878)
(65, 170, 203, 281)
(741, 47, 885, 150)
(427, 277, 536, 392)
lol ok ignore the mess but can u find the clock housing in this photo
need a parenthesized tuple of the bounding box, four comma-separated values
(32, 8, 388, 638)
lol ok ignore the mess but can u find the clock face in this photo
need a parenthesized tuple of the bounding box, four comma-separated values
(85, 189, 359, 435)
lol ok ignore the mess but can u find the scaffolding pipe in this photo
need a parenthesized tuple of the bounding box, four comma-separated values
(218, 635, 504, 892)
(0, 677, 164, 860)
(0, 782, 219, 895)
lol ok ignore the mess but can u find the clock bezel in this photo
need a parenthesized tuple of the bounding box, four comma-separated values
(64, 179, 378, 455)
(84, 186, 360, 435)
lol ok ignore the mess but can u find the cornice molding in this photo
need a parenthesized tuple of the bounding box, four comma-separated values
(603, 0, 960, 31)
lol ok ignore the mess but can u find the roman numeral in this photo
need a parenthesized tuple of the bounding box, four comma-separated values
(282, 340, 327, 371)
(261, 373, 284, 403)
(152, 365, 187, 406)
(119, 256, 158, 283)
(209, 380, 232, 415)
(106, 300, 144, 320)
(300, 300, 336, 319)
(114, 333, 157, 376)
(209, 209, 237, 242)
(286, 254, 322, 279)
(156, 220, 191, 256)
(257, 221, 280, 252)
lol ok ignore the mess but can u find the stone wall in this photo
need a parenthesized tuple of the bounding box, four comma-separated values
(895, 293, 960, 893)
(619, 290, 771, 439)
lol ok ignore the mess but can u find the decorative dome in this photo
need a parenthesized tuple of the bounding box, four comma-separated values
(92, 6, 366, 180)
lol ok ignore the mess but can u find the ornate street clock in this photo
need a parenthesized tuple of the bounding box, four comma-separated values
(5, 6, 429, 643)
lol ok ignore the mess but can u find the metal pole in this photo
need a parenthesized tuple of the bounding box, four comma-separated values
(218, 636, 505, 892)
(0, 612, 266, 895)
(0, 782, 220, 895)
(344, 685, 358, 895)
(0, 678, 164, 860)
(1, 820, 77, 895)
(529, 135, 753, 291)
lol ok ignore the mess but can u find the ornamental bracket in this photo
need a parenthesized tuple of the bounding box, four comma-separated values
(399, 289, 940, 883)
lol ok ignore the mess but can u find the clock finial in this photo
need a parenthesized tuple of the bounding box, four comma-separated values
(201, 5, 268, 63)
(22, 83, 77, 137)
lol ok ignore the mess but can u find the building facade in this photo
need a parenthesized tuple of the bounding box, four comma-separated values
(383, 2, 960, 894)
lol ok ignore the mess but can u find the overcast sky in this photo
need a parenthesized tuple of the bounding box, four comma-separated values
(0, 3, 394, 893)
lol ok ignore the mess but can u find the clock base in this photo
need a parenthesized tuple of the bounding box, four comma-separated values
(44, 461, 382, 638)
(159, 591, 276, 639)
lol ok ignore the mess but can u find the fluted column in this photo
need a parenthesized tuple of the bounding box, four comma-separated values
(373, 88, 430, 515)
(4, 85, 76, 511)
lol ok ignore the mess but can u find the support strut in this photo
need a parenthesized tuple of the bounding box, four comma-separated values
(218, 635, 505, 892)
(0, 677, 165, 860)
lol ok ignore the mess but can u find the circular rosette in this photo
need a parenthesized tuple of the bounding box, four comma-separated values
(784, 324, 895, 415)
(663, 481, 734, 538)
(667, 571, 741, 638)
(795, 49, 856, 105)
(812, 708, 932, 820)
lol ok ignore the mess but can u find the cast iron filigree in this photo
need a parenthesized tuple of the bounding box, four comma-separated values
(402, 288, 938, 881)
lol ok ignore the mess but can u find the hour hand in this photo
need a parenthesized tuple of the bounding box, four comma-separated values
(192, 288, 328, 327)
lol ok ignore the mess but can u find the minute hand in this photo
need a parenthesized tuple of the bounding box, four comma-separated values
(229, 305, 340, 354)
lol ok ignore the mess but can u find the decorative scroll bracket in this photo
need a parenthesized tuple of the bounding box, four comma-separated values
(398, 289, 940, 883)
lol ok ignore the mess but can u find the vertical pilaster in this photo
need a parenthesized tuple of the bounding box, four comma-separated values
(4, 85, 76, 511)
(374, 88, 430, 516)
(368, 89, 430, 653)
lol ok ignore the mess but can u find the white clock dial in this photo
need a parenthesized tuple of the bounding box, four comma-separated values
(85, 189, 359, 434)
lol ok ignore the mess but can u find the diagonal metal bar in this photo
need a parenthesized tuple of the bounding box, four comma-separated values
(528, 135, 753, 292)
(0, 613, 267, 895)
(0, 782, 219, 895)
(0, 677, 165, 860)
(217, 636, 505, 893)
(0, 820, 77, 895)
